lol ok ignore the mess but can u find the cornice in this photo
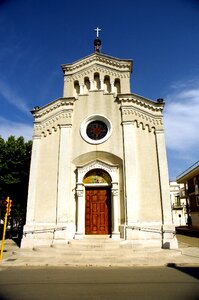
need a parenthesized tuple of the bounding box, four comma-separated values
(118, 94, 164, 131)
(117, 93, 164, 113)
(31, 97, 75, 119)
(64, 64, 130, 82)
(62, 52, 132, 75)
(121, 106, 163, 131)
(33, 110, 73, 137)
(31, 97, 75, 137)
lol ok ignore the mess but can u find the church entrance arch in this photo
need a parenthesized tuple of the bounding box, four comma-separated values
(75, 160, 120, 239)
(83, 169, 112, 235)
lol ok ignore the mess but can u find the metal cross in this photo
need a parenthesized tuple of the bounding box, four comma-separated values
(94, 27, 101, 38)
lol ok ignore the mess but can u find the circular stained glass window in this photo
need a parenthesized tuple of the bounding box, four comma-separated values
(80, 114, 112, 145)
(86, 120, 108, 140)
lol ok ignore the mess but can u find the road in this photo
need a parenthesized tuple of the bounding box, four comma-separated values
(177, 234, 199, 248)
(0, 266, 198, 300)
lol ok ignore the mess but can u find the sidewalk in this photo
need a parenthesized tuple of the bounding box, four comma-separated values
(1, 234, 199, 267)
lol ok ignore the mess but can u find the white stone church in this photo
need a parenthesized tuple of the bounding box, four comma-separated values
(22, 32, 177, 249)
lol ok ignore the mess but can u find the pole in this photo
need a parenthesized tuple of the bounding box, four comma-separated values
(0, 212, 8, 260)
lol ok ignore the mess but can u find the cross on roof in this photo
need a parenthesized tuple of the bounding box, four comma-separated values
(94, 27, 101, 38)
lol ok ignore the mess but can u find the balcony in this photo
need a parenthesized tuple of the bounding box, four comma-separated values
(172, 203, 185, 210)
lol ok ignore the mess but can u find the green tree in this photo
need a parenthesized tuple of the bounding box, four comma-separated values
(0, 136, 32, 237)
(0, 136, 6, 223)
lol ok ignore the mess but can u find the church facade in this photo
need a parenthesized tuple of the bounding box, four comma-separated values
(22, 40, 177, 249)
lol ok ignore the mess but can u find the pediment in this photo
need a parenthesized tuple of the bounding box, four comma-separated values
(118, 94, 164, 131)
(31, 97, 74, 137)
(31, 97, 74, 121)
(62, 52, 133, 77)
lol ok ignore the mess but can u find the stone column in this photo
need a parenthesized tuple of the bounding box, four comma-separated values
(25, 135, 41, 224)
(122, 121, 139, 225)
(57, 125, 72, 225)
(111, 184, 120, 239)
(90, 79, 94, 91)
(110, 80, 115, 93)
(79, 83, 84, 95)
(100, 79, 104, 91)
(75, 184, 85, 238)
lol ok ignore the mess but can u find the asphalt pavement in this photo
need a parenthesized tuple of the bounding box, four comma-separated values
(0, 266, 199, 300)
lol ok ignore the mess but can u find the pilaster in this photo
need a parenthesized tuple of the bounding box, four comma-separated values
(155, 129, 178, 248)
(57, 124, 72, 224)
(155, 129, 172, 224)
(25, 135, 41, 224)
(111, 183, 120, 239)
(122, 121, 139, 224)
(75, 184, 85, 238)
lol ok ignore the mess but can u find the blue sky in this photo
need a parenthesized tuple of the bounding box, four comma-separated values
(0, 0, 199, 180)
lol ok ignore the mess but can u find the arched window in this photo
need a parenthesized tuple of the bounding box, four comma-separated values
(84, 77, 90, 94)
(94, 72, 100, 90)
(74, 80, 80, 97)
(114, 78, 121, 94)
(104, 75, 111, 93)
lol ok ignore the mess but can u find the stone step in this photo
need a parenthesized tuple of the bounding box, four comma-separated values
(19, 249, 134, 257)
(8, 240, 181, 267)
(15, 250, 180, 268)
(65, 239, 160, 250)
(67, 239, 123, 249)
(16, 245, 180, 260)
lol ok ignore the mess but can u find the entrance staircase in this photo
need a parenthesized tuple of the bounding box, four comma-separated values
(42, 236, 178, 266)
(4, 236, 181, 266)
(63, 236, 139, 266)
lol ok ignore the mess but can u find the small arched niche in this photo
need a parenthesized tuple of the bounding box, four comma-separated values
(114, 78, 121, 94)
(94, 72, 100, 90)
(104, 75, 111, 93)
(84, 77, 90, 94)
(74, 80, 80, 97)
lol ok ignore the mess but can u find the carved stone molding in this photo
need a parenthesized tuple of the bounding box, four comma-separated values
(65, 66, 129, 83)
(33, 111, 73, 137)
(119, 97, 163, 113)
(120, 96, 164, 131)
(62, 53, 132, 75)
(122, 107, 163, 129)
(77, 160, 118, 183)
(111, 189, 118, 196)
(76, 190, 84, 197)
(32, 98, 75, 119)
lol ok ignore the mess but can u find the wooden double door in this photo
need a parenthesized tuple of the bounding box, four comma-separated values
(85, 187, 111, 235)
